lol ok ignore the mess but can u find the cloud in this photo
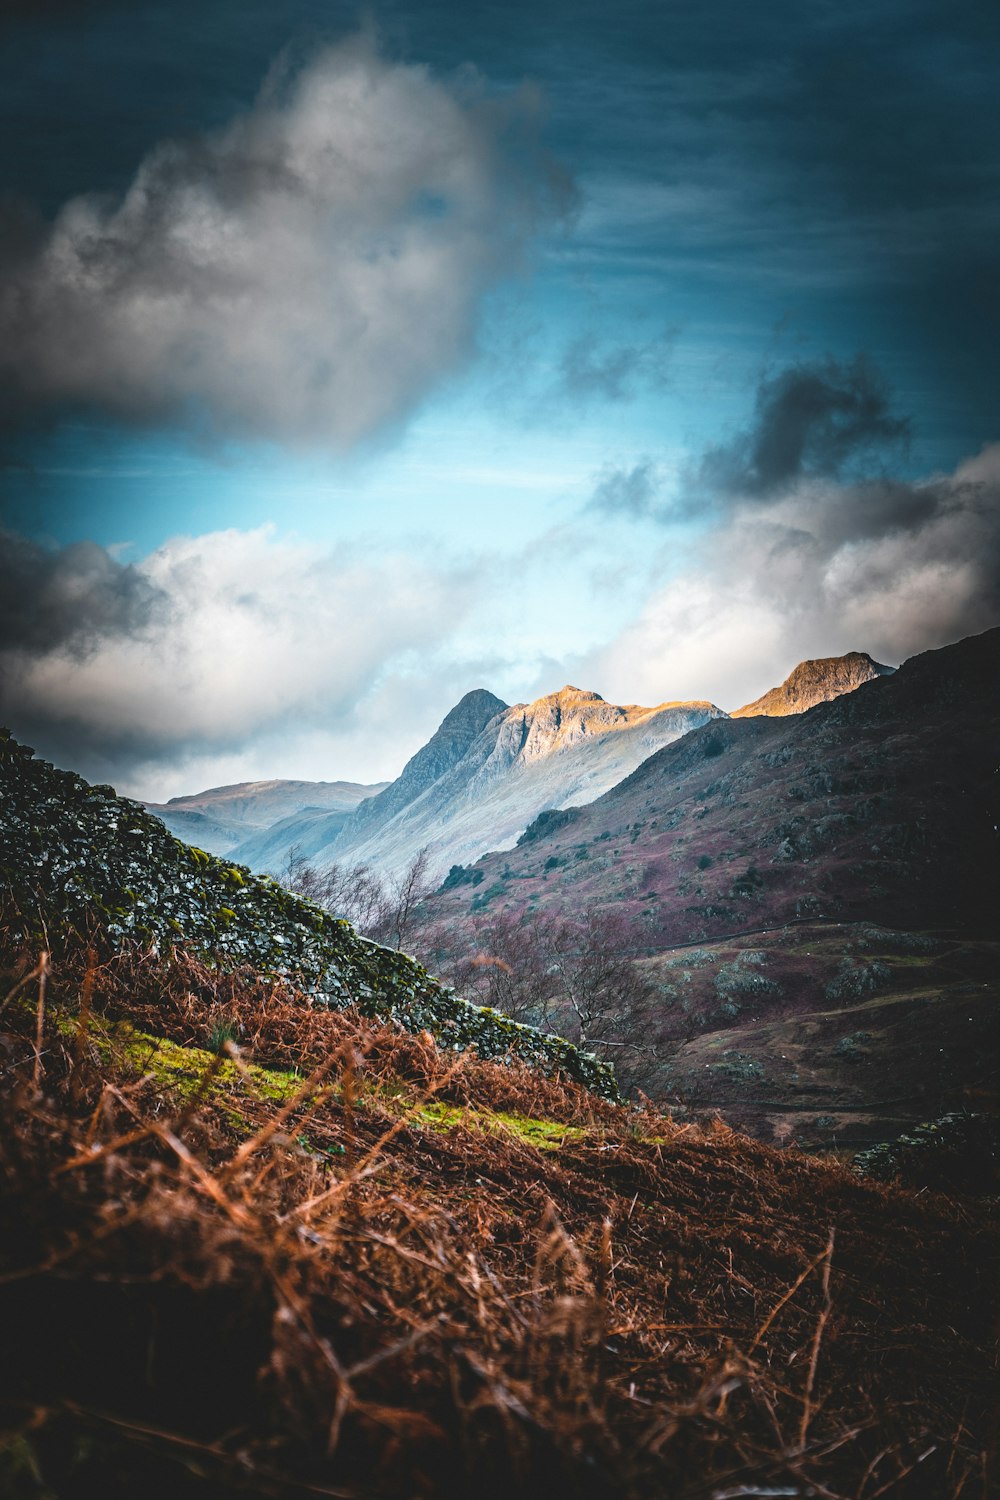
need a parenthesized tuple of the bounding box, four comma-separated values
(588, 458, 664, 519)
(696, 355, 909, 500)
(0, 37, 562, 447)
(583, 443, 1000, 710)
(555, 328, 674, 404)
(0, 525, 479, 789)
(0, 530, 164, 654)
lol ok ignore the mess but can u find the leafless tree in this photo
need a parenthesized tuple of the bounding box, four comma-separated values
(279, 846, 434, 953)
(436, 908, 564, 1027)
(386, 846, 431, 952)
(416, 904, 666, 1096)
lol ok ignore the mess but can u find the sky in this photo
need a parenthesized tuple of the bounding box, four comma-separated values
(1, 0, 998, 799)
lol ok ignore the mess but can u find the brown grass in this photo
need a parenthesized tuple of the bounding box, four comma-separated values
(0, 941, 997, 1498)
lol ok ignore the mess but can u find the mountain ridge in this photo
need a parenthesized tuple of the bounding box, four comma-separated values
(145, 776, 389, 858)
(326, 687, 726, 880)
(147, 650, 914, 880)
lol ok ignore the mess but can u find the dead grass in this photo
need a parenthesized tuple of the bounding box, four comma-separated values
(0, 941, 997, 1498)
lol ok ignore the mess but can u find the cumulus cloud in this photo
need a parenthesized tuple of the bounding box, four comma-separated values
(584, 443, 1000, 710)
(0, 37, 561, 446)
(0, 525, 478, 788)
(696, 354, 909, 500)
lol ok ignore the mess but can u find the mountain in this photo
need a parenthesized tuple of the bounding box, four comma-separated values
(414, 628, 1000, 1148)
(332, 688, 509, 853)
(149, 655, 888, 881)
(326, 686, 726, 880)
(229, 805, 370, 872)
(145, 777, 389, 857)
(732, 650, 895, 717)
(421, 630, 999, 941)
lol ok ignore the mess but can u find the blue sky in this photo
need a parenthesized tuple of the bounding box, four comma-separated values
(1, 0, 997, 797)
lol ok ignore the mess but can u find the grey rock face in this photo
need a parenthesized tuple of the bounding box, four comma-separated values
(333, 688, 509, 847)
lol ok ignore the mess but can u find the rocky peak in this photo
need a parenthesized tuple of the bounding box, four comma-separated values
(337, 687, 508, 840)
(402, 689, 509, 785)
(732, 652, 896, 719)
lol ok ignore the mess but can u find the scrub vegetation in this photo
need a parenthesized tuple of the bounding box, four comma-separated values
(1, 941, 996, 1499)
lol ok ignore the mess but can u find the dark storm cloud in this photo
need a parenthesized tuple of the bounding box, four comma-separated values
(0, 37, 563, 448)
(587, 443, 1000, 709)
(698, 356, 910, 500)
(0, 531, 164, 656)
(1, 1, 996, 464)
(585, 349, 997, 686)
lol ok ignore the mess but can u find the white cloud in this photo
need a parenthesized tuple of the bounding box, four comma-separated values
(1, 526, 480, 792)
(0, 37, 560, 446)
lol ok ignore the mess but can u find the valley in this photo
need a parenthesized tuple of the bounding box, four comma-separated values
(141, 630, 999, 1152)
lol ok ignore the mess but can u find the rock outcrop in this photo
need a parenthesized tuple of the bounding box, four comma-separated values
(732, 652, 895, 718)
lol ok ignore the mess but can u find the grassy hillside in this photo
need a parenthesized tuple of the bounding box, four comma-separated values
(1, 941, 997, 1498)
(639, 921, 999, 1149)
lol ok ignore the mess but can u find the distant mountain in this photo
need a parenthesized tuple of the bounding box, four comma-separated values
(337, 689, 509, 852)
(148, 651, 896, 878)
(145, 777, 388, 858)
(732, 651, 895, 718)
(228, 806, 366, 872)
(325, 686, 726, 880)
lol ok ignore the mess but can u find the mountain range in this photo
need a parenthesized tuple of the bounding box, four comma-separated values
(137, 635, 1000, 1153)
(146, 776, 389, 863)
(147, 651, 892, 881)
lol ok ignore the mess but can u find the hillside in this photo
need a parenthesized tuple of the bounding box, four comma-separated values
(146, 777, 389, 859)
(418, 629, 999, 942)
(326, 687, 725, 881)
(732, 650, 896, 717)
(413, 629, 1000, 1145)
(0, 940, 996, 1498)
(0, 730, 615, 1098)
